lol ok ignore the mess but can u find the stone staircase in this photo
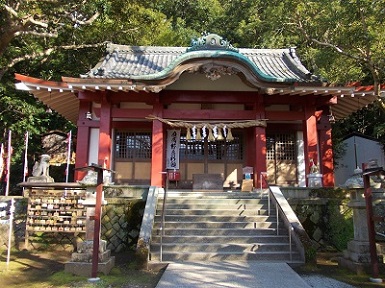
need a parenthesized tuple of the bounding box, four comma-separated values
(149, 191, 303, 263)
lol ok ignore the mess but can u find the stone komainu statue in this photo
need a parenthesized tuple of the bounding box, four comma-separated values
(32, 154, 51, 177)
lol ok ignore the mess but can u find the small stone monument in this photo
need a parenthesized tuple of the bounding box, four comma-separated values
(28, 154, 54, 182)
(65, 240, 115, 277)
(65, 192, 114, 277)
(338, 161, 384, 274)
(343, 167, 364, 189)
(338, 188, 372, 274)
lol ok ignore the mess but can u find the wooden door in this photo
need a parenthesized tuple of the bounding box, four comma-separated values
(266, 133, 297, 186)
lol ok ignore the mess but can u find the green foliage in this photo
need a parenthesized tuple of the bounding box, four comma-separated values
(304, 245, 317, 263)
(323, 199, 354, 251)
(2, 0, 385, 190)
(124, 200, 145, 234)
(296, 194, 353, 252)
(308, 187, 349, 199)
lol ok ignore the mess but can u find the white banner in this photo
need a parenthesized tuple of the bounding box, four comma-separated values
(166, 129, 180, 170)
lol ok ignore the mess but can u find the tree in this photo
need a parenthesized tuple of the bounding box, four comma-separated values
(0, 0, 112, 80)
(2, 0, 385, 189)
(277, 0, 385, 90)
(0, 0, 179, 193)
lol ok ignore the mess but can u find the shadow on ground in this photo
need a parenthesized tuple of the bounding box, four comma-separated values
(0, 249, 164, 288)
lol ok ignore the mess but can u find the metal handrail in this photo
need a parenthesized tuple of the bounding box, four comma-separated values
(137, 186, 159, 262)
(159, 172, 169, 262)
(260, 172, 269, 215)
(272, 192, 295, 259)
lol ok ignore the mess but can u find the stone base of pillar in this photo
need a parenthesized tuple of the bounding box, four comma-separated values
(338, 240, 373, 275)
(65, 240, 115, 277)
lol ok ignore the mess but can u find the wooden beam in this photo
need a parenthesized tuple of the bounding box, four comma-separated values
(111, 108, 153, 118)
(163, 109, 257, 120)
(161, 90, 258, 104)
(265, 111, 304, 121)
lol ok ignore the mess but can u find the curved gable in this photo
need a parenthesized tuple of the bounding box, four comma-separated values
(84, 34, 319, 89)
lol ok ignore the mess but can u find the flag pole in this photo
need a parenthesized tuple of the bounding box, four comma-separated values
(5, 130, 11, 196)
(65, 131, 72, 183)
(6, 198, 15, 270)
(0, 142, 4, 186)
(23, 131, 29, 183)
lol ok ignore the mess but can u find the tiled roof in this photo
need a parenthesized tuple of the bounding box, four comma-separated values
(86, 45, 185, 78)
(82, 43, 319, 84)
(17, 34, 377, 122)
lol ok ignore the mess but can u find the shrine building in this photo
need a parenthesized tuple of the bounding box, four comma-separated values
(15, 33, 379, 189)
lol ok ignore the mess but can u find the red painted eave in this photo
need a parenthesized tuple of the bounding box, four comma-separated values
(15, 73, 70, 89)
(15, 73, 79, 123)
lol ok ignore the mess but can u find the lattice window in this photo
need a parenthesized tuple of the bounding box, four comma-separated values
(180, 139, 204, 160)
(180, 134, 243, 161)
(266, 133, 296, 161)
(224, 134, 243, 160)
(266, 135, 275, 160)
(115, 132, 152, 159)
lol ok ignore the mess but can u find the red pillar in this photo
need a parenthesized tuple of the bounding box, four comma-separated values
(254, 95, 266, 188)
(74, 100, 92, 181)
(254, 126, 267, 188)
(318, 113, 334, 187)
(303, 101, 319, 176)
(98, 92, 112, 168)
(151, 101, 164, 187)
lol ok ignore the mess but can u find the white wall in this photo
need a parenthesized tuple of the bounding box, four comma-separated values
(296, 131, 306, 187)
(88, 128, 99, 165)
(334, 135, 385, 186)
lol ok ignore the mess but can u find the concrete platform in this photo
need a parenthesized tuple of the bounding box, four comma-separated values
(155, 261, 311, 288)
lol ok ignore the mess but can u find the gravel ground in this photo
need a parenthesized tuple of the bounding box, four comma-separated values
(300, 274, 356, 288)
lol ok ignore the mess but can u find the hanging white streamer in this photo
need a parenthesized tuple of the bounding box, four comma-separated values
(213, 126, 218, 138)
(202, 125, 207, 138)
(192, 126, 196, 139)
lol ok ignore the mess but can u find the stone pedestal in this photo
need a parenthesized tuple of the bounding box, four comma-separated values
(307, 173, 323, 187)
(338, 189, 372, 274)
(193, 174, 223, 191)
(27, 175, 54, 183)
(65, 240, 115, 277)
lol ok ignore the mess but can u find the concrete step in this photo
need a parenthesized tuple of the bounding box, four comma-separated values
(151, 191, 301, 264)
(154, 214, 275, 222)
(158, 191, 266, 199)
(151, 235, 290, 244)
(159, 198, 268, 204)
(157, 208, 272, 216)
(158, 202, 270, 210)
(153, 221, 277, 229)
(153, 227, 286, 236)
(150, 250, 302, 262)
(150, 243, 293, 253)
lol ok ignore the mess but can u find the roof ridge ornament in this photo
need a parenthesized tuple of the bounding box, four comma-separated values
(187, 33, 239, 53)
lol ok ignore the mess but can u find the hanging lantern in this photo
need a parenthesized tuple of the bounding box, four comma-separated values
(208, 127, 215, 141)
(186, 127, 192, 140)
(226, 128, 234, 141)
(196, 127, 202, 140)
(217, 127, 225, 140)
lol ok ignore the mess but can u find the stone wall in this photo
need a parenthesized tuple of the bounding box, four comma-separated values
(101, 198, 145, 252)
(1, 190, 355, 253)
(289, 197, 354, 251)
(0, 196, 144, 252)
